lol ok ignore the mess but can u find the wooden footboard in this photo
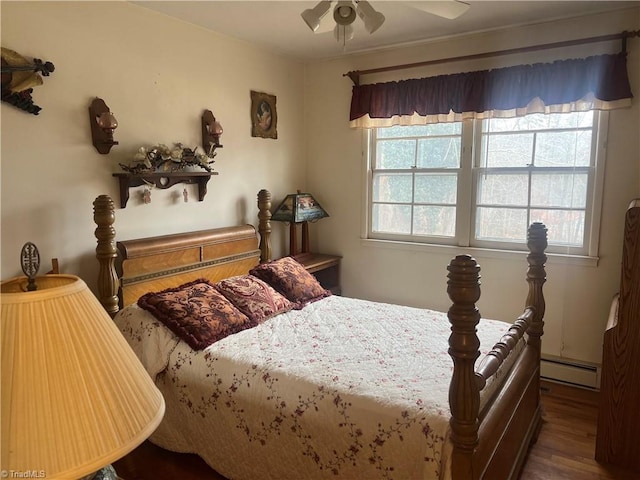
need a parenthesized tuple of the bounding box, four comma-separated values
(447, 223, 547, 480)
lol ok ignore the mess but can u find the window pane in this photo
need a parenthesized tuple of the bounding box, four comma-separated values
(414, 206, 456, 236)
(373, 173, 413, 202)
(477, 173, 528, 206)
(377, 139, 416, 169)
(531, 173, 588, 208)
(415, 174, 457, 204)
(476, 207, 527, 242)
(531, 111, 593, 129)
(417, 137, 461, 168)
(370, 111, 600, 253)
(482, 117, 518, 133)
(421, 123, 461, 136)
(377, 125, 418, 138)
(536, 131, 592, 167)
(480, 133, 533, 167)
(377, 123, 461, 138)
(531, 209, 585, 246)
(372, 204, 411, 234)
(483, 112, 593, 132)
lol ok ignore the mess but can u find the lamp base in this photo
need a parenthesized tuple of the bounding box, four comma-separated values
(288, 221, 311, 256)
(80, 465, 118, 480)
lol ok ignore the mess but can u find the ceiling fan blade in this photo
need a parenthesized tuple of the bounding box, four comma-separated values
(314, 17, 335, 34)
(404, 1, 470, 20)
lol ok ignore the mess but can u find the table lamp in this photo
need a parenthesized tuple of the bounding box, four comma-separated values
(271, 191, 329, 255)
(1, 272, 165, 479)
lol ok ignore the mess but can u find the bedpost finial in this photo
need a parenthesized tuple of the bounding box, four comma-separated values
(527, 222, 548, 255)
(526, 222, 547, 285)
(93, 195, 115, 226)
(257, 189, 272, 263)
(526, 222, 547, 350)
(93, 195, 119, 318)
(447, 254, 481, 306)
(447, 254, 481, 355)
(258, 189, 272, 207)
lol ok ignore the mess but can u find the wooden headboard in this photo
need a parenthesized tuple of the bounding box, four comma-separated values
(116, 226, 261, 308)
(93, 189, 273, 317)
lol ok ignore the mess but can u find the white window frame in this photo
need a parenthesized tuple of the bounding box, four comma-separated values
(364, 111, 609, 259)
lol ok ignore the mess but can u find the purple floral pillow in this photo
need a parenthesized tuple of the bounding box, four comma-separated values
(138, 279, 254, 350)
(214, 275, 294, 323)
(249, 256, 331, 308)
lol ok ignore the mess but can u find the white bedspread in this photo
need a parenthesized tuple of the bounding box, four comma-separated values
(115, 295, 523, 480)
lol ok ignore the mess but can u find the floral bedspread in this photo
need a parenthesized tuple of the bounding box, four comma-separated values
(115, 295, 523, 480)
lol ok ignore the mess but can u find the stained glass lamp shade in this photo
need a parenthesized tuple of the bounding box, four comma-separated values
(271, 192, 329, 255)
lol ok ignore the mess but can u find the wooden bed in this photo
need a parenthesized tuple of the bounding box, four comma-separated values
(92, 189, 548, 480)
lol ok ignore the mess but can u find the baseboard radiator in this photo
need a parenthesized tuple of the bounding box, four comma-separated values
(540, 356, 599, 389)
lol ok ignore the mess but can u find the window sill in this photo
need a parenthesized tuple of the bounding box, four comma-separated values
(360, 238, 599, 267)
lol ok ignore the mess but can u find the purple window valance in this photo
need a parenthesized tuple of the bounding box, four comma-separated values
(349, 53, 632, 127)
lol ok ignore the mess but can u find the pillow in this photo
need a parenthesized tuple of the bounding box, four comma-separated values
(214, 275, 294, 323)
(137, 279, 254, 350)
(250, 256, 331, 308)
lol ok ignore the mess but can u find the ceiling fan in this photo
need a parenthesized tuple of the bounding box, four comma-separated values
(302, 0, 470, 44)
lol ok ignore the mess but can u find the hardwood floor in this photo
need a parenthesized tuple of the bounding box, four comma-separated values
(113, 380, 637, 479)
(521, 381, 636, 480)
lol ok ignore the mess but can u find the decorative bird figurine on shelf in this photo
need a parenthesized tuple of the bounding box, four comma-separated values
(119, 143, 216, 175)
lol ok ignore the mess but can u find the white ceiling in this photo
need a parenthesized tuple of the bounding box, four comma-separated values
(131, 1, 639, 61)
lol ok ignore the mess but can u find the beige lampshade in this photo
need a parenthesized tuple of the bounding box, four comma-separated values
(1, 275, 165, 479)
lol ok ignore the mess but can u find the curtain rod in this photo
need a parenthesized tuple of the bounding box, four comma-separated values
(344, 29, 640, 86)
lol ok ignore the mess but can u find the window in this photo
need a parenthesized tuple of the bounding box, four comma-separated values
(368, 111, 607, 256)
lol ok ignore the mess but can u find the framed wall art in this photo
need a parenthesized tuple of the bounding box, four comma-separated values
(250, 90, 277, 139)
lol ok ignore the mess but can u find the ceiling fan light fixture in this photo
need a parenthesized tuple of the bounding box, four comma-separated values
(356, 0, 385, 34)
(333, 23, 354, 44)
(333, 1, 357, 26)
(301, 0, 331, 32)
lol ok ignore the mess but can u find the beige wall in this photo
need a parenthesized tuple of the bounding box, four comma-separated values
(305, 8, 640, 366)
(1, 1, 306, 288)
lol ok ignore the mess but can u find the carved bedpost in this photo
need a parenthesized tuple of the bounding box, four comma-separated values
(257, 189, 272, 263)
(93, 195, 119, 318)
(525, 223, 548, 355)
(447, 254, 481, 479)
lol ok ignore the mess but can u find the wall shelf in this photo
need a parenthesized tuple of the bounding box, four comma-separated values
(112, 172, 218, 208)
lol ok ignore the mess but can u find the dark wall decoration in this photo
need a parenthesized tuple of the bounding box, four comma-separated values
(250, 90, 277, 139)
(1, 47, 55, 115)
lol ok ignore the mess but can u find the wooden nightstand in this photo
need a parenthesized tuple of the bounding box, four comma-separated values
(293, 252, 342, 295)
